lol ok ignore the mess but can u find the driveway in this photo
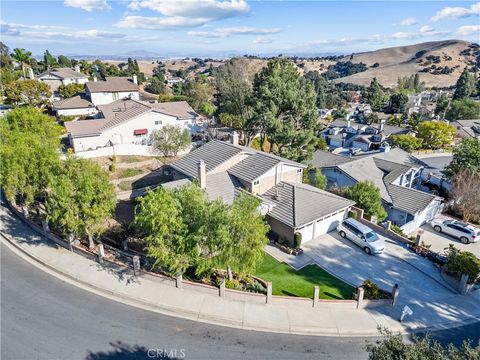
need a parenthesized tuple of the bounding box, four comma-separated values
(419, 223, 480, 258)
(301, 232, 455, 307)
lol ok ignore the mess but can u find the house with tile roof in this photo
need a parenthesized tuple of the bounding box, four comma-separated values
(163, 136, 355, 245)
(450, 119, 480, 139)
(52, 94, 96, 117)
(85, 76, 140, 106)
(311, 148, 444, 234)
(37, 66, 89, 92)
(64, 98, 200, 153)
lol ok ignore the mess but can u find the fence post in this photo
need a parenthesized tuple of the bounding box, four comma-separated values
(132, 255, 140, 277)
(41, 219, 49, 237)
(98, 243, 105, 264)
(219, 278, 225, 298)
(313, 286, 319, 308)
(415, 230, 424, 246)
(176, 273, 183, 289)
(385, 221, 391, 235)
(266, 282, 272, 304)
(459, 273, 469, 295)
(357, 287, 365, 309)
(391, 284, 400, 307)
(67, 233, 74, 252)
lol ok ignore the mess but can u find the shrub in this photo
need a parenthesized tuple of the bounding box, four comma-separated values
(294, 232, 302, 249)
(362, 279, 384, 299)
(444, 245, 480, 284)
(111, 155, 117, 163)
(225, 279, 239, 289)
(109, 163, 116, 172)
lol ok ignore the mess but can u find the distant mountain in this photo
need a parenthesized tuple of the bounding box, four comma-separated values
(332, 40, 479, 88)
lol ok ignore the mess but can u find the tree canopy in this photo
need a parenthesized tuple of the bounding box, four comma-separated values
(453, 67, 474, 100)
(446, 138, 480, 178)
(151, 124, 191, 157)
(346, 181, 387, 221)
(446, 99, 480, 121)
(417, 121, 456, 149)
(390, 134, 423, 153)
(4, 79, 52, 107)
(366, 78, 386, 112)
(58, 83, 85, 98)
(134, 185, 269, 278)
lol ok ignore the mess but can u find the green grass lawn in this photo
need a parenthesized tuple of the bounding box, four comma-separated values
(255, 254, 355, 300)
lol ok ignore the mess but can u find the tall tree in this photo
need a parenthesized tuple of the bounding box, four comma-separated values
(387, 93, 408, 114)
(446, 138, 480, 178)
(450, 170, 480, 223)
(445, 99, 480, 120)
(253, 58, 318, 162)
(43, 50, 57, 70)
(453, 67, 473, 100)
(57, 55, 72, 68)
(46, 157, 116, 246)
(216, 58, 256, 145)
(0, 42, 13, 69)
(366, 78, 386, 112)
(10, 48, 32, 79)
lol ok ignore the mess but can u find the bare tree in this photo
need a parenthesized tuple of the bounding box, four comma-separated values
(450, 170, 480, 223)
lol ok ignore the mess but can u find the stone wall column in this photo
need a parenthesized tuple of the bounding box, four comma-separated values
(391, 284, 400, 307)
(98, 243, 105, 264)
(219, 278, 226, 298)
(176, 273, 183, 289)
(266, 282, 272, 304)
(459, 273, 469, 295)
(357, 287, 365, 309)
(313, 286, 319, 308)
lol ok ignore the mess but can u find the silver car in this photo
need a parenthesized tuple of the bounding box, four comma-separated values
(431, 219, 479, 244)
(337, 218, 385, 255)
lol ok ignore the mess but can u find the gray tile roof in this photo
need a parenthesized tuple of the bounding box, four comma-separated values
(52, 94, 94, 109)
(171, 140, 244, 179)
(387, 184, 437, 214)
(227, 153, 280, 183)
(38, 67, 88, 80)
(261, 181, 355, 228)
(310, 150, 354, 168)
(86, 77, 138, 93)
(171, 140, 306, 180)
(150, 101, 199, 120)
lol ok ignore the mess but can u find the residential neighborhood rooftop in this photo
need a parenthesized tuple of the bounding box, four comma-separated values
(52, 94, 94, 110)
(86, 77, 139, 93)
(38, 67, 88, 79)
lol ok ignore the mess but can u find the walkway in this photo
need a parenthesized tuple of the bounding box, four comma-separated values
(1, 202, 480, 337)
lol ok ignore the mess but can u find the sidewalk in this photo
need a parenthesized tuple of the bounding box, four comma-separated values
(1, 203, 479, 337)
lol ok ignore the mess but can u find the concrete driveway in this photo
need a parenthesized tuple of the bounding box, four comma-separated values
(419, 224, 480, 258)
(301, 232, 455, 307)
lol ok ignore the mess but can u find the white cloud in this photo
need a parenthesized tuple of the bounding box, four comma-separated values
(118, 0, 249, 29)
(253, 37, 274, 44)
(399, 17, 417, 26)
(431, 2, 480, 21)
(188, 26, 280, 38)
(64, 0, 110, 11)
(0, 21, 124, 41)
(457, 25, 480, 36)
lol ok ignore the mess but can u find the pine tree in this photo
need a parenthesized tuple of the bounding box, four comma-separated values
(453, 67, 472, 100)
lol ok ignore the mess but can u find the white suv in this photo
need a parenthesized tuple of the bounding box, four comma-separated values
(430, 219, 479, 244)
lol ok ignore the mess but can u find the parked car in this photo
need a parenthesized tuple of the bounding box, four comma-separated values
(430, 219, 479, 244)
(337, 218, 385, 254)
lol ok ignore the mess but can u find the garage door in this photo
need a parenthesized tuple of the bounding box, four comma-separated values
(299, 223, 314, 244)
(314, 210, 347, 238)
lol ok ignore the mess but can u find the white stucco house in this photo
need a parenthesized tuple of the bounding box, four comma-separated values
(52, 94, 97, 117)
(37, 66, 89, 92)
(85, 76, 140, 106)
(64, 98, 201, 154)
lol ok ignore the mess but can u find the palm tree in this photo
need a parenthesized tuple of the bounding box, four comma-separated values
(11, 48, 32, 79)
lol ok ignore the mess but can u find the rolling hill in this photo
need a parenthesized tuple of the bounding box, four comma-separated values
(332, 40, 479, 88)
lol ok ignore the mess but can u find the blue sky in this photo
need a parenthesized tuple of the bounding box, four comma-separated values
(1, 1, 479, 57)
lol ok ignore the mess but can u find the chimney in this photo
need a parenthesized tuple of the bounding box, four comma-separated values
(197, 160, 206, 189)
(74, 64, 81, 73)
(380, 119, 385, 132)
(132, 74, 138, 85)
(93, 76, 98, 82)
(28, 67, 34, 79)
(230, 131, 239, 146)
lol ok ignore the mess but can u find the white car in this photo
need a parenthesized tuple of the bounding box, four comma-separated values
(430, 219, 479, 244)
(337, 218, 385, 255)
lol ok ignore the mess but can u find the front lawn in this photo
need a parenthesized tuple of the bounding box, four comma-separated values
(255, 254, 355, 300)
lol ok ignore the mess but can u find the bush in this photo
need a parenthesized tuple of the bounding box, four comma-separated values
(294, 232, 302, 249)
(111, 155, 117, 163)
(109, 163, 116, 172)
(361, 279, 384, 299)
(444, 245, 480, 284)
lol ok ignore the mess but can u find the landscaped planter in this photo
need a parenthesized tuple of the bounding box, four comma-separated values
(440, 268, 475, 294)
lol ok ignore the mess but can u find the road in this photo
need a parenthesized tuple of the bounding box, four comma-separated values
(1, 243, 375, 360)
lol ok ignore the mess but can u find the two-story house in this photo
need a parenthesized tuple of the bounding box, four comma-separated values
(85, 76, 140, 106)
(311, 149, 443, 234)
(164, 135, 355, 245)
(37, 65, 89, 92)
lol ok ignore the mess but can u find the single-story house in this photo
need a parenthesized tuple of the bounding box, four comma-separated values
(450, 119, 480, 139)
(37, 66, 88, 92)
(311, 148, 443, 234)
(163, 136, 355, 245)
(52, 94, 97, 117)
(86, 76, 140, 106)
(64, 98, 199, 152)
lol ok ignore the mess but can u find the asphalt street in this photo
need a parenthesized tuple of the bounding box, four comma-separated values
(2, 241, 479, 360)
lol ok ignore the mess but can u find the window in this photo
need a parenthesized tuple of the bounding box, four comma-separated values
(253, 180, 260, 185)
(155, 120, 162, 125)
